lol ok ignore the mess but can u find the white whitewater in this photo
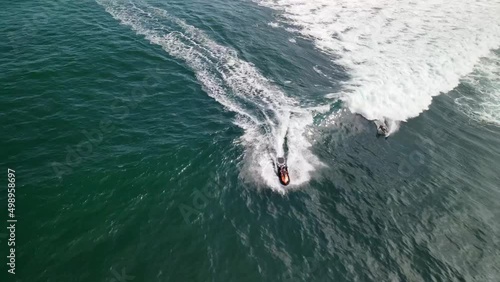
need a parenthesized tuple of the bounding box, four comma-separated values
(455, 51, 500, 126)
(257, 0, 500, 130)
(97, 0, 322, 192)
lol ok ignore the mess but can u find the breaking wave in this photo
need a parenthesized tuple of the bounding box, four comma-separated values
(256, 0, 500, 130)
(455, 50, 500, 126)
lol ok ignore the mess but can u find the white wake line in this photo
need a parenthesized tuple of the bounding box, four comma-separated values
(98, 0, 323, 191)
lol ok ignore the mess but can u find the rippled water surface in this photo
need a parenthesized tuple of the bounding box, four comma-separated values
(1, 0, 499, 281)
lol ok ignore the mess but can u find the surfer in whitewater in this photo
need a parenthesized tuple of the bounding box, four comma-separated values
(276, 157, 290, 186)
(376, 121, 389, 139)
(378, 124, 388, 135)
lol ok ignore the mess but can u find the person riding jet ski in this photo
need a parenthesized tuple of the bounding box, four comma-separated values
(276, 157, 290, 186)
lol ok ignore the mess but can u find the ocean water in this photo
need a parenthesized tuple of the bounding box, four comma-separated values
(1, 0, 499, 281)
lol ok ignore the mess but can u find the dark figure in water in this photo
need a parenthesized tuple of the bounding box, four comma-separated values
(376, 124, 389, 139)
(378, 125, 388, 135)
(276, 157, 290, 186)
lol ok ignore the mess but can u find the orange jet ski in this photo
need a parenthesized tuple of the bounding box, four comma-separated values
(276, 157, 290, 186)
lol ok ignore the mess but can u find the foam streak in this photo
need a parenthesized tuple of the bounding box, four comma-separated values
(97, 0, 322, 191)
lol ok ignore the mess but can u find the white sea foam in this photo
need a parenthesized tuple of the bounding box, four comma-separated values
(97, 0, 322, 192)
(256, 0, 500, 129)
(267, 22, 281, 28)
(455, 51, 500, 126)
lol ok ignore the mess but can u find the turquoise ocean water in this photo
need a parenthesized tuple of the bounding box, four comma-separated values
(1, 0, 500, 281)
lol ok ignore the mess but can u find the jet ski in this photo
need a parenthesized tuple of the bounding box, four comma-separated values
(276, 157, 290, 186)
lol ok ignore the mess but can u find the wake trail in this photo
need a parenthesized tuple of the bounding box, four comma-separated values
(97, 0, 322, 192)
